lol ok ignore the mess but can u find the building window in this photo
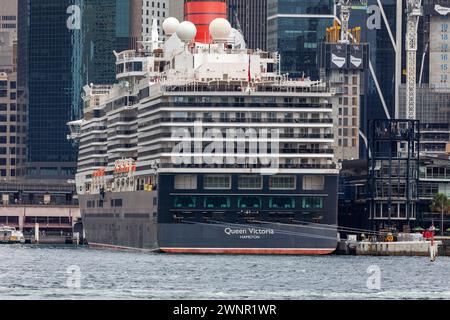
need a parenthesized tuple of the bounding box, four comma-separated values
(269, 176, 296, 190)
(116, 199, 122, 207)
(204, 175, 231, 190)
(303, 176, 325, 191)
(302, 197, 324, 209)
(238, 175, 262, 190)
(174, 175, 197, 190)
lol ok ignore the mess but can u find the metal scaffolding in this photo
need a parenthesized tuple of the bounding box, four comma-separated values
(367, 119, 421, 231)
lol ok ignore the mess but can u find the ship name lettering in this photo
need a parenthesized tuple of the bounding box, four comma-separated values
(224, 228, 274, 236)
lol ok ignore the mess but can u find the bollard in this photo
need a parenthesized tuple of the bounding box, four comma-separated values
(34, 223, 39, 244)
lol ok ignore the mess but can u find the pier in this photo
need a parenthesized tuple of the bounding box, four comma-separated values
(336, 238, 450, 257)
(0, 204, 85, 245)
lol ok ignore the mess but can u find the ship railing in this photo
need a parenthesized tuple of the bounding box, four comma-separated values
(161, 83, 331, 94)
(116, 50, 164, 62)
(158, 148, 334, 155)
(158, 163, 337, 170)
(151, 132, 334, 140)
(1, 203, 79, 207)
(158, 118, 334, 124)
(160, 102, 332, 109)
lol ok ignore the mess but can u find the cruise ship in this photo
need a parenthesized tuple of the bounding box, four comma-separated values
(69, 10, 340, 255)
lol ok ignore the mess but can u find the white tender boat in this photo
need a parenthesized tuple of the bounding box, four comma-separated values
(0, 226, 25, 244)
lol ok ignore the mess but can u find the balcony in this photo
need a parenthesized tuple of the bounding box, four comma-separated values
(159, 163, 337, 170)
(158, 117, 333, 125)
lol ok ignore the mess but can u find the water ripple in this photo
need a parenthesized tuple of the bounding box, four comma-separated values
(0, 245, 449, 300)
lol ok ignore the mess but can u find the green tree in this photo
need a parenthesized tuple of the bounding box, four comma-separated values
(430, 193, 450, 236)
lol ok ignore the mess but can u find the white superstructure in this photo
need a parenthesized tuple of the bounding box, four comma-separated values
(72, 18, 338, 196)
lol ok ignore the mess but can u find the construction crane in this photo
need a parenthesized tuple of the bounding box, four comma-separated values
(405, 0, 423, 120)
(335, 0, 368, 43)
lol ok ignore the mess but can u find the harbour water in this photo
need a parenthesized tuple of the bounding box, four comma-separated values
(1, 245, 449, 300)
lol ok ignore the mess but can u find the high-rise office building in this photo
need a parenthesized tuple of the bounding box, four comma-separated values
(318, 28, 370, 162)
(84, 0, 133, 85)
(17, 0, 80, 179)
(17, 0, 141, 179)
(348, 1, 400, 139)
(267, 0, 335, 80)
(130, 0, 144, 46)
(0, 71, 24, 180)
(142, 0, 169, 40)
(1, 0, 25, 180)
(399, 1, 450, 158)
(0, 0, 17, 74)
(226, 0, 268, 50)
(169, 0, 184, 21)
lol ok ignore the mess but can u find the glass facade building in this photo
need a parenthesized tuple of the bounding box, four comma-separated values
(227, 0, 268, 50)
(17, 0, 137, 179)
(347, 1, 399, 135)
(350, 1, 449, 157)
(18, 0, 80, 178)
(267, 0, 335, 80)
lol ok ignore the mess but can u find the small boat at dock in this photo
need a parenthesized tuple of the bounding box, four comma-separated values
(0, 226, 25, 244)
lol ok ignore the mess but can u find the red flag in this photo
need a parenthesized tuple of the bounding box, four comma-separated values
(248, 54, 251, 83)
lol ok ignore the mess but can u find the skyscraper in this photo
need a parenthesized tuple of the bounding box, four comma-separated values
(226, 0, 268, 50)
(0, 0, 17, 74)
(17, 0, 141, 180)
(84, 0, 124, 85)
(348, 1, 399, 138)
(142, 0, 169, 39)
(17, 0, 79, 179)
(130, 0, 143, 47)
(317, 27, 370, 162)
(168, 0, 184, 21)
(399, 1, 450, 158)
(0, 0, 24, 180)
(267, 0, 335, 80)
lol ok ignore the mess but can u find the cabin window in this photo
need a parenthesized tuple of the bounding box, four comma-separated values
(110, 199, 123, 207)
(174, 175, 197, 190)
(238, 196, 261, 209)
(269, 176, 296, 190)
(302, 197, 324, 209)
(174, 196, 197, 208)
(269, 197, 295, 209)
(204, 197, 231, 209)
(303, 175, 325, 191)
(204, 175, 231, 190)
(238, 176, 262, 190)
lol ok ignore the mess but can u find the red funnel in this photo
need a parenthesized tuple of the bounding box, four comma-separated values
(184, 0, 227, 43)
